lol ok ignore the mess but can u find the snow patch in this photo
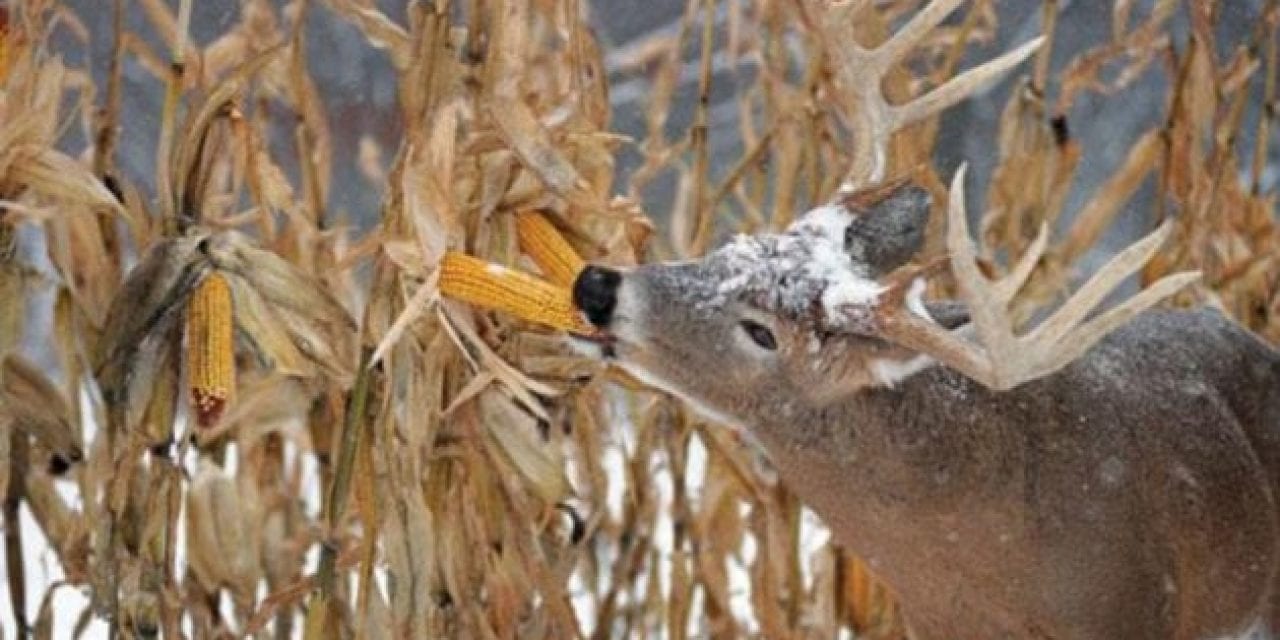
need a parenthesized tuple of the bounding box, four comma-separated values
(700, 202, 894, 330)
(871, 354, 936, 387)
(820, 276, 884, 321)
(790, 204, 852, 243)
(716, 270, 752, 295)
(905, 277, 933, 321)
(800, 209, 885, 325)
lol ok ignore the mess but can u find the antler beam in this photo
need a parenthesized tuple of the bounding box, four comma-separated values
(807, 0, 1044, 187)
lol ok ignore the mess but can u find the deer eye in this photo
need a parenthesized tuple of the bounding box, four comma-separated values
(739, 320, 777, 351)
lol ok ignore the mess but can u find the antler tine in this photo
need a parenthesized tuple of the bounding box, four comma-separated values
(873, 0, 964, 72)
(812, 0, 1043, 186)
(944, 166, 1020, 374)
(1027, 222, 1199, 351)
(893, 36, 1044, 128)
(990, 221, 1049, 304)
(811, 0, 893, 185)
(1024, 270, 1201, 381)
(1027, 222, 1173, 346)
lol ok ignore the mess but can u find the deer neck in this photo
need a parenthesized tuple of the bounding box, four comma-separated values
(742, 370, 1036, 615)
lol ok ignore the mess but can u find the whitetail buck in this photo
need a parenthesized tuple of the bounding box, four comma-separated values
(568, 3, 1280, 636)
(571, 172, 1280, 639)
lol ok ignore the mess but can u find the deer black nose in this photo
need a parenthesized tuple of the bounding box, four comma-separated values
(572, 265, 621, 327)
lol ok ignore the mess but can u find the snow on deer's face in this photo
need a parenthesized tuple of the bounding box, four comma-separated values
(571, 182, 939, 426)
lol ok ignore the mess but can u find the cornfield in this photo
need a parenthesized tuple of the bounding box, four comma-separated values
(0, 0, 1275, 638)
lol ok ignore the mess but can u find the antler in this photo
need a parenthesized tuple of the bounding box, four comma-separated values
(808, 0, 1044, 186)
(874, 166, 1200, 391)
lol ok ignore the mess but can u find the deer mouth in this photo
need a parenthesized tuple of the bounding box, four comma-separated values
(569, 263, 628, 359)
(567, 329, 618, 359)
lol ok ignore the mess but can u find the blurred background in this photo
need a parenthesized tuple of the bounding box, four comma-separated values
(2, 1, 1274, 638)
(53, 0, 1275, 256)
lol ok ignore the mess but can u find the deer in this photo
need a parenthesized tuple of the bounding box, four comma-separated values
(565, 2, 1280, 638)
(571, 169, 1280, 638)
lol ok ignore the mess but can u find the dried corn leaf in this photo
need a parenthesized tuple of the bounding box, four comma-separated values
(479, 390, 571, 506)
(8, 147, 124, 215)
(186, 461, 263, 599)
(24, 470, 91, 582)
(490, 98, 604, 217)
(0, 263, 28, 354)
(204, 231, 358, 382)
(132, 331, 180, 448)
(324, 1, 411, 68)
(223, 272, 314, 378)
(93, 234, 206, 388)
(1, 354, 81, 464)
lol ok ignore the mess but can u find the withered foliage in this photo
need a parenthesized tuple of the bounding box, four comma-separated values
(0, 0, 1275, 638)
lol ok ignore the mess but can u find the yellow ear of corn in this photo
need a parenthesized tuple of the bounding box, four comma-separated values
(186, 272, 236, 428)
(438, 251, 590, 333)
(515, 210, 585, 288)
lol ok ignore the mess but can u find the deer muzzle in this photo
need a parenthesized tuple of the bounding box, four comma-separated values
(572, 265, 622, 328)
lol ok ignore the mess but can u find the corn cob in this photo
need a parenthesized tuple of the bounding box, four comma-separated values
(186, 272, 236, 428)
(515, 210, 585, 288)
(438, 251, 590, 333)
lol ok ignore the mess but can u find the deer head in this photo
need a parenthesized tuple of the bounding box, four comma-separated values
(570, 172, 1198, 428)
(571, 179, 935, 419)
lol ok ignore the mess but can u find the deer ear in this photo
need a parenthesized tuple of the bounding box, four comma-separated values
(842, 183, 931, 277)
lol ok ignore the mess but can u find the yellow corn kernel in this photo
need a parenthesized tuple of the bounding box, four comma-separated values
(186, 272, 235, 428)
(438, 251, 590, 333)
(515, 210, 585, 288)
